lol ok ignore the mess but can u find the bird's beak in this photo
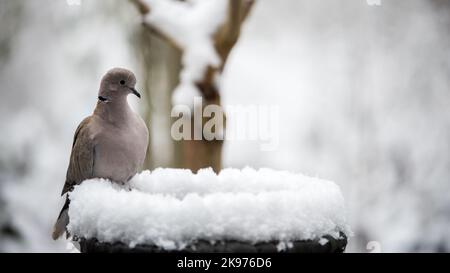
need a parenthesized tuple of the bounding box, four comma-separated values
(130, 87, 141, 99)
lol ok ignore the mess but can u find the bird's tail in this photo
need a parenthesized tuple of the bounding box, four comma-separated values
(52, 197, 70, 240)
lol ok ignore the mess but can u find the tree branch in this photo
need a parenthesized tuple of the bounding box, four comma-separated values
(199, 0, 255, 90)
(129, 0, 181, 51)
(129, 0, 150, 15)
(130, 0, 255, 97)
(240, 0, 255, 23)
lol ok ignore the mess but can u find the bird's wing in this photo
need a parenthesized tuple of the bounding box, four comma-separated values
(61, 116, 96, 195)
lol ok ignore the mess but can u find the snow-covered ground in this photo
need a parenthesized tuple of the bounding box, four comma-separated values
(68, 168, 350, 250)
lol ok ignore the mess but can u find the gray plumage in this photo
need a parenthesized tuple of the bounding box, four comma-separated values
(52, 68, 149, 240)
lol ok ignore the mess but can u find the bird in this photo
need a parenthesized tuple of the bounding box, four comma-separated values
(52, 67, 149, 240)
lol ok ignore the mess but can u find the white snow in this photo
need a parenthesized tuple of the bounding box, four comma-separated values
(318, 238, 329, 246)
(142, 0, 228, 108)
(67, 167, 350, 250)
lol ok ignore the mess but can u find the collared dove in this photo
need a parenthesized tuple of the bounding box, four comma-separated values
(52, 68, 149, 240)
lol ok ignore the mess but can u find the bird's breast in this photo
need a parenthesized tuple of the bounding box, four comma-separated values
(92, 122, 148, 183)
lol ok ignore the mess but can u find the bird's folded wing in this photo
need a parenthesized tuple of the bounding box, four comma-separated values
(61, 116, 96, 195)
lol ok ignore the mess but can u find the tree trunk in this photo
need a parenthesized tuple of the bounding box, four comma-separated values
(132, 26, 182, 169)
(131, 0, 254, 173)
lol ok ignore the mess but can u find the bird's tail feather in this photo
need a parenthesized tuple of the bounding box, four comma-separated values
(52, 197, 70, 240)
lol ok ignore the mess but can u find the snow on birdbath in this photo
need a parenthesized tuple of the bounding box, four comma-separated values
(67, 167, 350, 251)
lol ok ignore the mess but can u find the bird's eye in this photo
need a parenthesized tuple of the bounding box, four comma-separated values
(120, 80, 126, 85)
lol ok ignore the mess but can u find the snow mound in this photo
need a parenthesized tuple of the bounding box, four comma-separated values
(67, 167, 350, 250)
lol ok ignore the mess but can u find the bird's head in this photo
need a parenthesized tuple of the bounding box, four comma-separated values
(98, 67, 141, 102)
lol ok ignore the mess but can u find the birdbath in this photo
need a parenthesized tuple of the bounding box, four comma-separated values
(67, 168, 350, 253)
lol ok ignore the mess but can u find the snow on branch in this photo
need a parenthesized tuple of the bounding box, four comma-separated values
(67, 168, 350, 250)
(131, 0, 253, 108)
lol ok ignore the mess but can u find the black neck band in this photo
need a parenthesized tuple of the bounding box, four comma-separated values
(98, 96, 109, 102)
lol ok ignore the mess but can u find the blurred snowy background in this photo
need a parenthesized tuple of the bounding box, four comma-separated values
(1, 0, 449, 252)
